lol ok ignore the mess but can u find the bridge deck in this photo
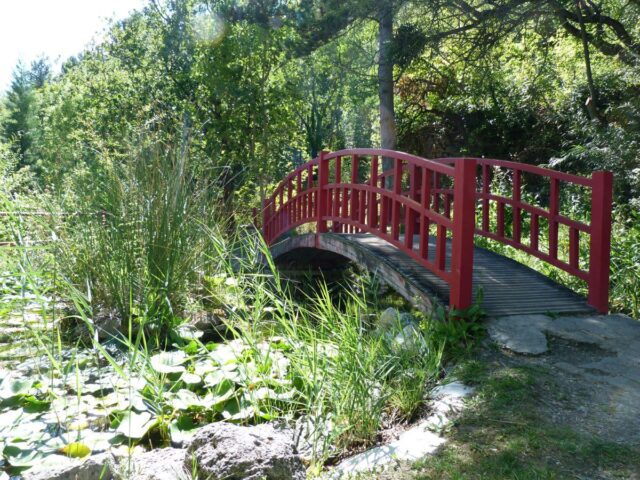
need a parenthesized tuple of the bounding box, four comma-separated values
(338, 234, 593, 317)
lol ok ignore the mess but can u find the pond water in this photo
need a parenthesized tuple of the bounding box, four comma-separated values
(0, 304, 136, 476)
(0, 300, 303, 478)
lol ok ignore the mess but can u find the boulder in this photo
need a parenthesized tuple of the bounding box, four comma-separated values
(21, 453, 112, 480)
(378, 308, 416, 331)
(116, 448, 186, 480)
(378, 307, 399, 330)
(186, 422, 306, 480)
(388, 323, 427, 353)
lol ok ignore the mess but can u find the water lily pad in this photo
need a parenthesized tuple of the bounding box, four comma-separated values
(203, 369, 226, 387)
(0, 377, 34, 400)
(3, 444, 44, 467)
(116, 410, 155, 439)
(150, 351, 187, 374)
(251, 387, 295, 402)
(194, 359, 217, 376)
(21, 395, 51, 413)
(208, 343, 242, 366)
(221, 398, 255, 421)
(169, 415, 198, 445)
(180, 372, 201, 385)
(59, 442, 91, 458)
(206, 379, 237, 411)
(170, 389, 205, 411)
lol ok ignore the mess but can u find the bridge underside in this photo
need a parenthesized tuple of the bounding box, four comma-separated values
(270, 233, 593, 317)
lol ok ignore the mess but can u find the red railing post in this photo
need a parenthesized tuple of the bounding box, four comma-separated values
(588, 171, 613, 313)
(317, 150, 329, 234)
(450, 158, 477, 310)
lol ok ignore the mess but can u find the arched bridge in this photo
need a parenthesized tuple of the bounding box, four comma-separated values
(259, 149, 613, 316)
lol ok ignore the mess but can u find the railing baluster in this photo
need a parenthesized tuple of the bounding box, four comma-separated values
(588, 171, 613, 313)
(307, 165, 313, 219)
(297, 172, 302, 223)
(549, 178, 559, 259)
(513, 169, 521, 243)
(317, 151, 328, 233)
(392, 157, 402, 240)
(351, 155, 359, 224)
(368, 156, 379, 228)
(379, 171, 388, 234)
(419, 167, 431, 260)
(450, 158, 477, 309)
(359, 189, 366, 227)
(405, 164, 419, 249)
(530, 213, 539, 251)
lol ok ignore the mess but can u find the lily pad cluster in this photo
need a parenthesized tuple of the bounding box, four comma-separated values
(0, 333, 302, 475)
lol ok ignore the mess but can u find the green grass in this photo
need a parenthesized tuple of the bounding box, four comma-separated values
(410, 360, 640, 479)
(49, 134, 223, 343)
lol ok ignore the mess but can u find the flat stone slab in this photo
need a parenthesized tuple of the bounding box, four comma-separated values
(487, 315, 552, 355)
(488, 313, 640, 360)
(329, 381, 474, 478)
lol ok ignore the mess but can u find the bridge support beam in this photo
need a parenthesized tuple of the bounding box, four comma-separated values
(449, 159, 477, 310)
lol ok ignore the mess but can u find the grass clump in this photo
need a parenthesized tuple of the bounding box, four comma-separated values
(52, 135, 221, 342)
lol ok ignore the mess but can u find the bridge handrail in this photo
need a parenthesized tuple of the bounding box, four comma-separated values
(429, 156, 612, 311)
(263, 148, 477, 309)
(261, 149, 613, 313)
(430, 157, 594, 186)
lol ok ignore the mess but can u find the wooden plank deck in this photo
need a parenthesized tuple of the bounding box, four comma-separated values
(339, 233, 593, 317)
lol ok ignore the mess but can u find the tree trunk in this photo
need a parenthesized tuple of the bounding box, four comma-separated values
(378, 0, 396, 186)
(576, 0, 599, 122)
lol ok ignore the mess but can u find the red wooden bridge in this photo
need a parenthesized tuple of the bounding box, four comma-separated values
(260, 149, 613, 315)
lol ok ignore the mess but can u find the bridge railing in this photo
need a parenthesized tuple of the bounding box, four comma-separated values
(262, 150, 613, 313)
(263, 148, 477, 309)
(431, 158, 613, 313)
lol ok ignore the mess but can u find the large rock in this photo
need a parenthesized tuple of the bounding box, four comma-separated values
(21, 453, 112, 480)
(117, 448, 186, 480)
(388, 323, 427, 353)
(378, 307, 400, 330)
(186, 422, 306, 480)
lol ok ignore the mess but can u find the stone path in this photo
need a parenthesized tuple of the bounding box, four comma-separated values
(486, 312, 640, 445)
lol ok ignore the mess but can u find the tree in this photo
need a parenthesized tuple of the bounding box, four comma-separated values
(2, 61, 45, 166)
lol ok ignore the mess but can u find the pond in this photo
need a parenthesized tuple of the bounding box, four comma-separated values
(0, 263, 447, 479)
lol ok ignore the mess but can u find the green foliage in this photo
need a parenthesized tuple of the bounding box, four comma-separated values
(610, 211, 640, 317)
(53, 135, 221, 340)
